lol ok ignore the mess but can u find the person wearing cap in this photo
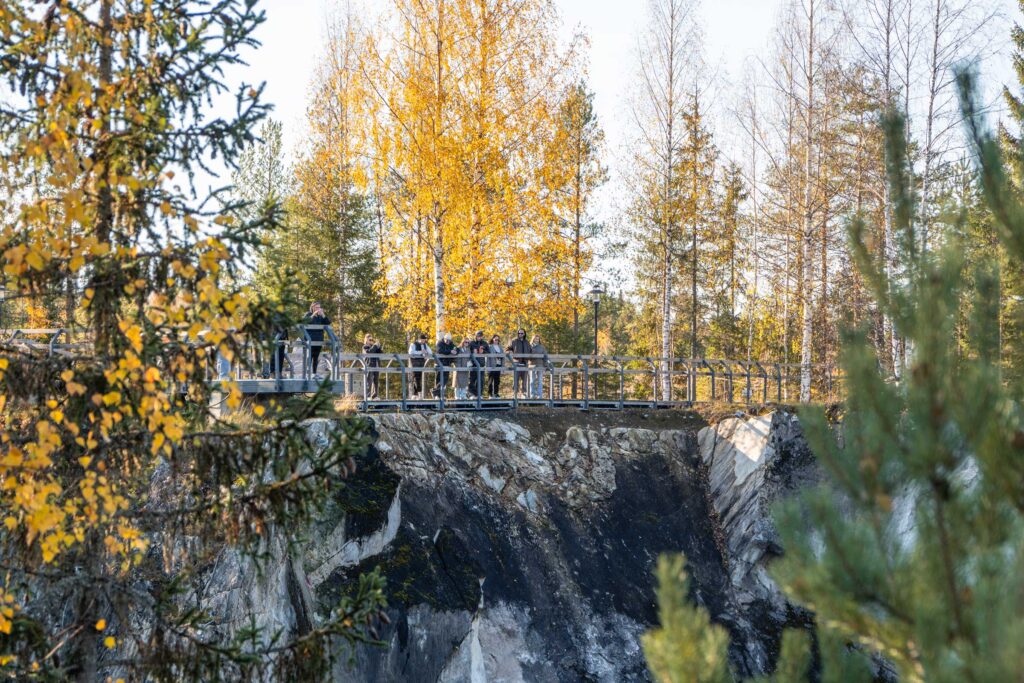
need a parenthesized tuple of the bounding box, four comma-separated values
(468, 330, 488, 355)
(506, 328, 532, 399)
(487, 334, 504, 398)
(408, 333, 431, 399)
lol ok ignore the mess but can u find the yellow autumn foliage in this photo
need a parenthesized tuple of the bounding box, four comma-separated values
(356, 0, 587, 338)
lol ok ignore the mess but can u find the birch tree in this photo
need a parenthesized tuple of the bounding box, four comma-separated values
(361, 0, 579, 338)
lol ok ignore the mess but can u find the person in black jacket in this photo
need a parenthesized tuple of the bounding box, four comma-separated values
(435, 332, 456, 398)
(362, 333, 382, 399)
(303, 302, 331, 378)
(468, 330, 488, 354)
(506, 328, 532, 398)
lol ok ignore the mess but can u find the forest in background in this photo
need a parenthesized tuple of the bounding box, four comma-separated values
(8, 0, 1020, 403)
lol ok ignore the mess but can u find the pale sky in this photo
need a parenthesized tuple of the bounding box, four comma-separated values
(238, 0, 783, 167)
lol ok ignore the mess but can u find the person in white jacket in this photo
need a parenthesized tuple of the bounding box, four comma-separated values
(408, 333, 431, 399)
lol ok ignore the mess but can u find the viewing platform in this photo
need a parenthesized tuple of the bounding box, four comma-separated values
(0, 327, 843, 410)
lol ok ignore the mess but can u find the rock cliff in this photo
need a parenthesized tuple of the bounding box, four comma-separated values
(199, 409, 820, 681)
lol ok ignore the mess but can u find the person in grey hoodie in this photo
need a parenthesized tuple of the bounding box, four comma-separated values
(528, 334, 548, 399)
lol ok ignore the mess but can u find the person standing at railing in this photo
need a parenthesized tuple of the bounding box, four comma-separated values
(506, 329, 532, 399)
(529, 334, 547, 399)
(470, 338, 487, 398)
(454, 337, 472, 399)
(362, 333, 382, 400)
(467, 330, 487, 399)
(435, 332, 456, 398)
(487, 334, 504, 398)
(302, 302, 331, 379)
(408, 333, 431, 399)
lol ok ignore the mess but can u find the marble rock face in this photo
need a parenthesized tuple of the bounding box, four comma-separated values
(194, 410, 821, 681)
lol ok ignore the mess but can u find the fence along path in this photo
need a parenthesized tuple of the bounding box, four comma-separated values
(1, 327, 843, 410)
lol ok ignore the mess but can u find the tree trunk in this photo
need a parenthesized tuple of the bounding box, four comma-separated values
(433, 214, 445, 339)
(799, 0, 816, 404)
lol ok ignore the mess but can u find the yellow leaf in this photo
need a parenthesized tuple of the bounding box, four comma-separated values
(104, 636, 115, 649)
(95, 619, 106, 631)
(78, 457, 92, 468)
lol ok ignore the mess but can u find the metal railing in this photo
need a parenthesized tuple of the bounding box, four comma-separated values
(208, 328, 844, 409)
(0, 327, 844, 409)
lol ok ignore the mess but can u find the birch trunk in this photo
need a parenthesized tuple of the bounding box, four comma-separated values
(799, 0, 816, 404)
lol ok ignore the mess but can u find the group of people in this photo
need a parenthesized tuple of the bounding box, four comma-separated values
(360, 328, 549, 400)
(268, 303, 552, 401)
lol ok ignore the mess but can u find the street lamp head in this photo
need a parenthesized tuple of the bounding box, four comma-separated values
(588, 285, 604, 303)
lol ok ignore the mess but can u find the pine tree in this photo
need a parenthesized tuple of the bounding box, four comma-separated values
(542, 80, 608, 355)
(233, 118, 291, 227)
(643, 75, 1024, 681)
(0, 2, 385, 679)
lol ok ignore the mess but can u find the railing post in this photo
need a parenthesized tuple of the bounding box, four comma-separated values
(648, 358, 658, 408)
(745, 362, 752, 404)
(545, 353, 554, 408)
(687, 360, 695, 403)
(775, 364, 783, 403)
(475, 360, 483, 410)
(582, 358, 590, 411)
(395, 354, 407, 412)
(616, 358, 625, 409)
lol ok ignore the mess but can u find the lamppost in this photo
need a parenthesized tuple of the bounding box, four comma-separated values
(589, 285, 604, 355)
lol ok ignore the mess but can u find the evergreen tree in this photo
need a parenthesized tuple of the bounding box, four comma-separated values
(707, 163, 747, 358)
(1000, 0, 1024, 190)
(232, 118, 291, 227)
(0, 2, 385, 679)
(644, 76, 1024, 680)
(542, 80, 608, 355)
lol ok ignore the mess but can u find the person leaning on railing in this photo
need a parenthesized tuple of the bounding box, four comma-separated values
(362, 333, 382, 399)
(408, 333, 431, 400)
